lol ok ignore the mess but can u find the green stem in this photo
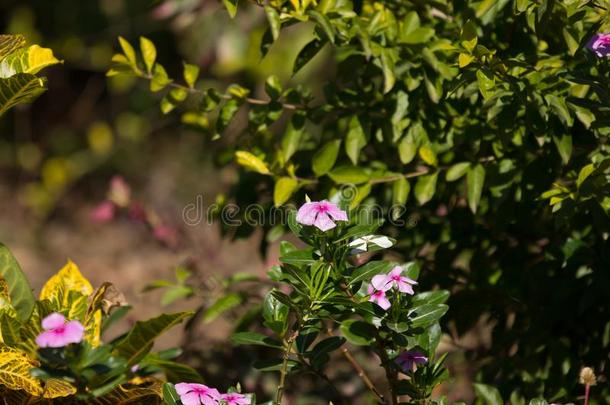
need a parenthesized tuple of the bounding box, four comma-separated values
(275, 331, 298, 405)
(377, 336, 399, 405)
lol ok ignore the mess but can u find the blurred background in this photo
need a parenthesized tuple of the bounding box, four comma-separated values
(0, 1, 495, 402)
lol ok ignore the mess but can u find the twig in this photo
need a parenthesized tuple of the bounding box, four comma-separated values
(276, 330, 298, 405)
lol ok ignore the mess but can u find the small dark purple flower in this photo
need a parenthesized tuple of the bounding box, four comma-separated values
(587, 33, 610, 57)
(395, 350, 428, 372)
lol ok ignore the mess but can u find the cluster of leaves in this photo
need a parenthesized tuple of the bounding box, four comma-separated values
(109, 0, 610, 401)
(230, 206, 449, 404)
(0, 243, 197, 404)
(0, 34, 60, 117)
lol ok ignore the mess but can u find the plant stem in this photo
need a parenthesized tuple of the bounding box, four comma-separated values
(275, 331, 298, 405)
(377, 337, 399, 405)
(584, 383, 590, 405)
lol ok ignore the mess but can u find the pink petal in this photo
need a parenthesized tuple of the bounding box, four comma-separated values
(175, 383, 196, 396)
(371, 274, 391, 291)
(36, 331, 62, 348)
(296, 202, 318, 225)
(91, 201, 115, 223)
(388, 266, 403, 278)
(63, 321, 85, 344)
(314, 212, 336, 231)
(41, 313, 66, 330)
(179, 391, 203, 405)
(325, 202, 348, 221)
(367, 284, 375, 295)
(397, 281, 415, 295)
(377, 295, 391, 310)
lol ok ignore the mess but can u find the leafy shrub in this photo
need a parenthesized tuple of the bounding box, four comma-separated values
(0, 243, 197, 403)
(108, 0, 610, 402)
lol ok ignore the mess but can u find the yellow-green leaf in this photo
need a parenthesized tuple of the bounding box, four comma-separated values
(183, 63, 199, 88)
(414, 172, 438, 205)
(467, 164, 486, 213)
(0, 35, 27, 61)
(139, 37, 157, 74)
(419, 145, 437, 166)
(0, 244, 35, 321)
(0, 73, 47, 117)
(458, 53, 475, 68)
(274, 177, 299, 206)
(118, 36, 137, 66)
(40, 260, 93, 304)
(0, 345, 42, 396)
(235, 151, 270, 175)
(42, 378, 77, 398)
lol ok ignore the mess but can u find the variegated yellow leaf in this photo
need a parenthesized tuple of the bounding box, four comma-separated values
(40, 260, 93, 303)
(0, 345, 42, 396)
(87, 381, 164, 404)
(42, 378, 77, 398)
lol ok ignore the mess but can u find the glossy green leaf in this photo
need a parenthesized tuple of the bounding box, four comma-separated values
(474, 383, 504, 405)
(414, 172, 438, 205)
(445, 162, 470, 182)
(345, 116, 366, 165)
(312, 140, 341, 176)
(274, 177, 299, 207)
(0, 74, 46, 117)
(467, 164, 485, 213)
(231, 331, 282, 348)
(202, 293, 243, 323)
(0, 244, 34, 322)
(328, 166, 369, 184)
(139, 37, 156, 74)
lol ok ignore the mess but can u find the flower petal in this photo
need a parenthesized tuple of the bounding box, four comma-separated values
(296, 202, 318, 225)
(397, 281, 415, 295)
(371, 274, 391, 291)
(388, 266, 403, 278)
(179, 391, 203, 405)
(63, 321, 85, 344)
(175, 383, 196, 396)
(325, 202, 348, 221)
(369, 236, 393, 248)
(41, 312, 66, 330)
(314, 212, 336, 231)
(377, 295, 391, 310)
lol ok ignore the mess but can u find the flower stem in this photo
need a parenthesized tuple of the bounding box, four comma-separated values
(275, 331, 298, 405)
(585, 383, 590, 405)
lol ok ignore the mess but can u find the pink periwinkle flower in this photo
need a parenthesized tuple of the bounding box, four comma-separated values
(91, 200, 116, 223)
(395, 350, 428, 372)
(35, 313, 85, 348)
(372, 266, 417, 294)
(109, 175, 131, 207)
(175, 383, 221, 405)
(296, 200, 348, 231)
(587, 33, 610, 57)
(367, 284, 391, 310)
(221, 392, 250, 405)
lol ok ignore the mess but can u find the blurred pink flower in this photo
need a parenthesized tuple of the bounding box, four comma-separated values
(175, 383, 220, 405)
(221, 392, 250, 405)
(91, 200, 115, 223)
(371, 266, 417, 294)
(109, 175, 131, 207)
(395, 350, 427, 372)
(35, 313, 84, 348)
(367, 284, 391, 310)
(128, 201, 147, 222)
(296, 200, 348, 231)
(153, 224, 179, 247)
(587, 33, 610, 57)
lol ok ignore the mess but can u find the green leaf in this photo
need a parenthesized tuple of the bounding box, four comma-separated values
(576, 164, 595, 188)
(0, 312, 21, 347)
(398, 12, 435, 44)
(113, 312, 192, 365)
(183, 63, 199, 88)
(409, 304, 449, 328)
(553, 134, 572, 165)
(313, 140, 341, 176)
(460, 21, 478, 52)
(235, 151, 270, 175)
(308, 10, 335, 44)
(345, 116, 366, 165)
(0, 74, 47, 117)
(274, 177, 299, 207)
(467, 164, 485, 213)
(262, 292, 289, 335)
(216, 99, 241, 134)
(340, 319, 376, 346)
(0, 244, 34, 322)
(398, 135, 417, 164)
(162, 383, 180, 405)
(349, 261, 393, 286)
(294, 39, 325, 74)
(476, 69, 495, 100)
(265, 75, 282, 100)
(445, 162, 470, 182)
(118, 36, 137, 66)
(459, 53, 475, 68)
(414, 172, 438, 205)
(380, 48, 396, 94)
(202, 293, 243, 323)
(139, 37, 156, 74)
(146, 358, 204, 383)
(545, 94, 573, 127)
(281, 114, 302, 161)
(328, 166, 369, 184)
(231, 331, 282, 348)
(474, 383, 504, 405)
(392, 177, 410, 206)
(265, 6, 281, 41)
(150, 64, 171, 92)
(411, 290, 450, 307)
(222, 0, 239, 18)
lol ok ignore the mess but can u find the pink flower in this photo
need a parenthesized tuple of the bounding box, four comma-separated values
(296, 200, 348, 231)
(587, 33, 610, 57)
(35, 313, 85, 348)
(91, 200, 116, 223)
(371, 266, 417, 294)
(367, 284, 391, 310)
(221, 392, 250, 405)
(175, 383, 221, 405)
(395, 350, 427, 372)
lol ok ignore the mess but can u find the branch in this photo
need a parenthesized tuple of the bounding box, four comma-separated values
(275, 330, 298, 405)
